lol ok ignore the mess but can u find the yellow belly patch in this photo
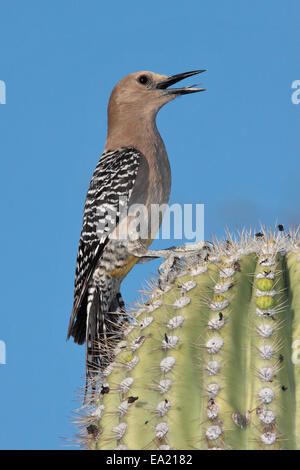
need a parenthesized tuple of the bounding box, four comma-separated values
(109, 255, 139, 280)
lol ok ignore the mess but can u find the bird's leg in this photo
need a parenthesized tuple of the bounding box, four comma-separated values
(129, 239, 209, 259)
(128, 239, 212, 284)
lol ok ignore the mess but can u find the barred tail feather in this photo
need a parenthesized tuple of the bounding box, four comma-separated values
(84, 288, 128, 400)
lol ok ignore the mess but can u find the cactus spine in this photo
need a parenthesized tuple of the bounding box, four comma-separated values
(76, 228, 300, 450)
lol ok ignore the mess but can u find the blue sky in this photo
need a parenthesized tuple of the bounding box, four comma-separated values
(0, 0, 299, 449)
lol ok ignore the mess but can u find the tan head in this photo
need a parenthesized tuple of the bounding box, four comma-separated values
(105, 69, 205, 150)
(108, 69, 205, 115)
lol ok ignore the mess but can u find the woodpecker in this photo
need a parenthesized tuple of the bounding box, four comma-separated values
(68, 70, 205, 393)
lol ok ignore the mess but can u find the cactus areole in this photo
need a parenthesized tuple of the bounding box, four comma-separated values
(75, 228, 300, 450)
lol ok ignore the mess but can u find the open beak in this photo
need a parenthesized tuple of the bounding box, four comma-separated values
(157, 69, 206, 95)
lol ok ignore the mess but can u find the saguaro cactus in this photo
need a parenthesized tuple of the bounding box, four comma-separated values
(76, 228, 300, 450)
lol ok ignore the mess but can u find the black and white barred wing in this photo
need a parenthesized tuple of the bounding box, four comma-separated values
(68, 147, 143, 344)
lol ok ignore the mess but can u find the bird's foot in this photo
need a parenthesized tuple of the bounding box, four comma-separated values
(128, 240, 212, 287)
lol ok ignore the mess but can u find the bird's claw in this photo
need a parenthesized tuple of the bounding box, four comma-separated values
(128, 240, 212, 288)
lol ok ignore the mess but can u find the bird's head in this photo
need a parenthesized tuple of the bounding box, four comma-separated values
(108, 70, 206, 117)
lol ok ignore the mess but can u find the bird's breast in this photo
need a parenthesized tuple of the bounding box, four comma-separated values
(147, 136, 171, 206)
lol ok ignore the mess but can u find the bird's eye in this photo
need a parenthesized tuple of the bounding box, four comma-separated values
(138, 75, 149, 85)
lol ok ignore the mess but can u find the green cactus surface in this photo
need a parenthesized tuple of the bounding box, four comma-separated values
(75, 228, 300, 450)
